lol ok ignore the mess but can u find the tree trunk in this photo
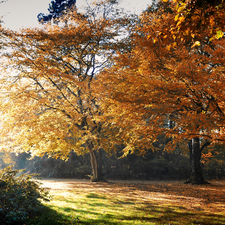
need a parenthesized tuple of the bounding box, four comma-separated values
(186, 137, 207, 184)
(86, 140, 102, 182)
(98, 148, 102, 180)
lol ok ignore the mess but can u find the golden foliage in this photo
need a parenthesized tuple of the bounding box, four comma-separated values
(97, 0, 225, 154)
(0, 1, 130, 161)
(0, 0, 224, 163)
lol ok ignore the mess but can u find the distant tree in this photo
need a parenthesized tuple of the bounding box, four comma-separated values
(0, 0, 7, 4)
(37, 0, 76, 23)
(144, 0, 173, 14)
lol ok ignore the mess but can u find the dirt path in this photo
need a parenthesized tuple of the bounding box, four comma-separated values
(38, 178, 185, 190)
(38, 178, 89, 190)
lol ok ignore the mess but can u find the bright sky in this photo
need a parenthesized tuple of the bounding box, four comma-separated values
(0, 0, 152, 30)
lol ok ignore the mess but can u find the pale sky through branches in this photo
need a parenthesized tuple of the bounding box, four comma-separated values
(0, 0, 152, 30)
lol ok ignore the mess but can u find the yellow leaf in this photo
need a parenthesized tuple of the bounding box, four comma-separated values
(166, 45, 171, 51)
(176, 16, 185, 27)
(191, 41, 200, 48)
(215, 30, 224, 39)
(177, 3, 186, 13)
(175, 14, 179, 21)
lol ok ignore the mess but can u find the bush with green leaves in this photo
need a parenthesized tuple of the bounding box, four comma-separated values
(0, 167, 51, 225)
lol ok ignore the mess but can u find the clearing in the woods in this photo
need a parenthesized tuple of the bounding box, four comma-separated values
(39, 179, 225, 224)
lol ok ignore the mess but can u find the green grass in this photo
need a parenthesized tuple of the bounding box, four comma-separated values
(29, 180, 225, 225)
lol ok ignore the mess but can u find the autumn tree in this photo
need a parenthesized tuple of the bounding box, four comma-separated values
(0, 0, 130, 182)
(98, 0, 225, 184)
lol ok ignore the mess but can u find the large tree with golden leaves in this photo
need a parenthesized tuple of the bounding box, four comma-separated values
(0, 0, 132, 182)
(98, 0, 225, 183)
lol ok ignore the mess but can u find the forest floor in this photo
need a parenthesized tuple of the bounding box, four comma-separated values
(38, 179, 225, 224)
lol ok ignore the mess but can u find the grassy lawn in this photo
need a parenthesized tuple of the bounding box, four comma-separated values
(33, 179, 225, 224)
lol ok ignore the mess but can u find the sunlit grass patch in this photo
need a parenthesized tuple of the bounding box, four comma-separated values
(39, 180, 225, 224)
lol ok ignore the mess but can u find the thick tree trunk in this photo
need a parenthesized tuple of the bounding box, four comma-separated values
(186, 137, 208, 184)
(86, 140, 102, 182)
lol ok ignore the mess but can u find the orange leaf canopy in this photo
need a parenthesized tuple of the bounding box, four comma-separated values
(97, 0, 225, 154)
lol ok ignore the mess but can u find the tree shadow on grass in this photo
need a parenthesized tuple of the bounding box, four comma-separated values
(125, 180, 225, 204)
(86, 192, 107, 199)
(51, 201, 225, 225)
(133, 204, 225, 225)
(27, 205, 77, 225)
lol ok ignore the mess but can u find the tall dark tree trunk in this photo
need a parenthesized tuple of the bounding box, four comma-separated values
(186, 137, 210, 184)
(98, 148, 102, 180)
(191, 137, 205, 183)
(86, 140, 102, 182)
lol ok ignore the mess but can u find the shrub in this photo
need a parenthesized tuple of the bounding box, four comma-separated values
(0, 167, 51, 225)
